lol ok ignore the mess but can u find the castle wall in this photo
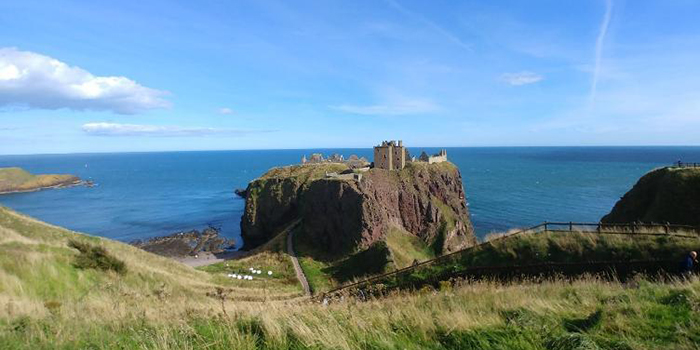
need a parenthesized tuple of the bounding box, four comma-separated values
(427, 150, 447, 164)
(374, 145, 393, 170)
(427, 154, 447, 164)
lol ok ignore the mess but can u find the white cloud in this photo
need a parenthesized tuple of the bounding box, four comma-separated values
(218, 107, 234, 115)
(0, 47, 170, 114)
(500, 71, 543, 86)
(331, 99, 439, 116)
(82, 122, 272, 137)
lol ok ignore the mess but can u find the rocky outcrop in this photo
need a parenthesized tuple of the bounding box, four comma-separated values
(601, 167, 700, 226)
(240, 162, 476, 256)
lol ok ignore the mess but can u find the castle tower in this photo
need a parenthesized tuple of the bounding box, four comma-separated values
(373, 140, 406, 170)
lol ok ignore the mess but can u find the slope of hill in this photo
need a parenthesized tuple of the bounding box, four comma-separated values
(602, 167, 700, 225)
(2, 207, 700, 349)
(0, 167, 81, 194)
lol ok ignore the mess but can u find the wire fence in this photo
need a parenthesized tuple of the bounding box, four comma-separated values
(313, 221, 700, 301)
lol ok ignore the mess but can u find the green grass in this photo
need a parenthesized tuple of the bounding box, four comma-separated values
(258, 163, 349, 182)
(385, 225, 435, 268)
(3, 205, 700, 349)
(292, 228, 335, 293)
(197, 232, 302, 297)
(2, 276, 700, 349)
(355, 229, 700, 294)
(0, 167, 79, 194)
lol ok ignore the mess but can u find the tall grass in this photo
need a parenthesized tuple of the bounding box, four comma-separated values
(2, 276, 699, 349)
(3, 206, 700, 349)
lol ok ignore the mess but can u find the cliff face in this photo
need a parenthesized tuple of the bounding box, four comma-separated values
(240, 162, 476, 256)
(601, 167, 700, 226)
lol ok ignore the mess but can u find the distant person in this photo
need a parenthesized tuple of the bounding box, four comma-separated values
(681, 251, 698, 277)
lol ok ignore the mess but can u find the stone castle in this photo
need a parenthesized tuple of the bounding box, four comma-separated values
(373, 140, 447, 170)
(373, 140, 408, 170)
(299, 140, 447, 172)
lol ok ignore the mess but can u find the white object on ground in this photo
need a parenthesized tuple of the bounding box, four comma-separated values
(268, 271, 272, 276)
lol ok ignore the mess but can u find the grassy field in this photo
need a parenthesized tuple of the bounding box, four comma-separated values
(197, 231, 303, 300)
(0, 167, 80, 194)
(2, 206, 700, 349)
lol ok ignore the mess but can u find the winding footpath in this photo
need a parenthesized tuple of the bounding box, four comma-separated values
(286, 221, 311, 296)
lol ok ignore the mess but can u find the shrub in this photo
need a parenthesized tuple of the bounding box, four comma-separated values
(68, 239, 127, 275)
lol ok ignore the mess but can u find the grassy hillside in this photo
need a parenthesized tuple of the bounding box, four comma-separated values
(197, 230, 303, 299)
(336, 229, 700, 296)
(0, 167, 80, 194)
(386, 225, 435, 268)
(2, 206, 700, 349)
(602, 167, 700, 225)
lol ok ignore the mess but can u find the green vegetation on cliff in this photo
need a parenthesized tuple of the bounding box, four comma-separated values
(2, 207, 700, 349)
(602, 167, 700, 226)
(0, 167, 81, 194)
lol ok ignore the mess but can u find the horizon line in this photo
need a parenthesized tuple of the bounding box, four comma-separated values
(2, 144, 700, 157)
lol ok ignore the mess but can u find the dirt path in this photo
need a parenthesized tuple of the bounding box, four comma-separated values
(286, 221, 311, 296)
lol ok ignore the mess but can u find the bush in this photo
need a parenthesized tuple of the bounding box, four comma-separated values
(68, 239, 127, 275)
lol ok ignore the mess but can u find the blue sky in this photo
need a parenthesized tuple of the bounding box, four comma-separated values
(1, 0, 699, 154)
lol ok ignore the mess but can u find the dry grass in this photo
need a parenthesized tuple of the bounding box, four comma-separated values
(2, 206, 700, 349)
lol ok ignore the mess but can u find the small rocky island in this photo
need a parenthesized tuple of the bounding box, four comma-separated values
(239, 141, 475, 276)
(0, 167, 84, 194)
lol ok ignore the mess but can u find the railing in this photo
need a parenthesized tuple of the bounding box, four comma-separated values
(313, 221, 700, 301)
(674, 161, 700, 168)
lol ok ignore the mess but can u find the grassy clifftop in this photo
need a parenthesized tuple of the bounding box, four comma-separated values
(0, 167, 81, 194)
(602, 167, 700, 225)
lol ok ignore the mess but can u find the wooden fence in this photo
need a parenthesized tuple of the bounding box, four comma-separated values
(313, 221, 700, 301)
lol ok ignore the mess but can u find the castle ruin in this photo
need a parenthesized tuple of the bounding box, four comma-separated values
(374, 140, 447, 170)
(418, 149, 448, 164)
(373, 140, 408, 170)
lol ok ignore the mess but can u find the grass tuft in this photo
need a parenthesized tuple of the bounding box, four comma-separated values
(67, 239, 127, 275)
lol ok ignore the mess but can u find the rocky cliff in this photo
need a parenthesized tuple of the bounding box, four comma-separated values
(601, 167, 700, 226)
(240, 162, 475, 256)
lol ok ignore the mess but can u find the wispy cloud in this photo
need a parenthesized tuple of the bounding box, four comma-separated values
(500, 71, 543, 86)
(331, 99, 439, 116)
(82, 122, 273, 137)
(383, 0, 471, 51)
(218, 107, 234, 115)
(590, 0, 613, 105)
(0, 47, 170, 114)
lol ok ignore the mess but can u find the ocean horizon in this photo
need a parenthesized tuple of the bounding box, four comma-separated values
(2, 146, 699, 248)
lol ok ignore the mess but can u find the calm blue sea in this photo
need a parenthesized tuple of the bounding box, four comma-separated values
(1, 147, 699, 246)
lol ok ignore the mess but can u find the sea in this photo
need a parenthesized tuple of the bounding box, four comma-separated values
(1, 147, 699, 247)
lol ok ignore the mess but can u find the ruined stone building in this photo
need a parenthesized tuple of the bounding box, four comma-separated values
(373, 140, 408, 170)
(418, 150, 448, 164)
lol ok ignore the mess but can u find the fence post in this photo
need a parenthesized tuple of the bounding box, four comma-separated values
(544, 222, 548, 232)
(569, 221, 573, 232)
